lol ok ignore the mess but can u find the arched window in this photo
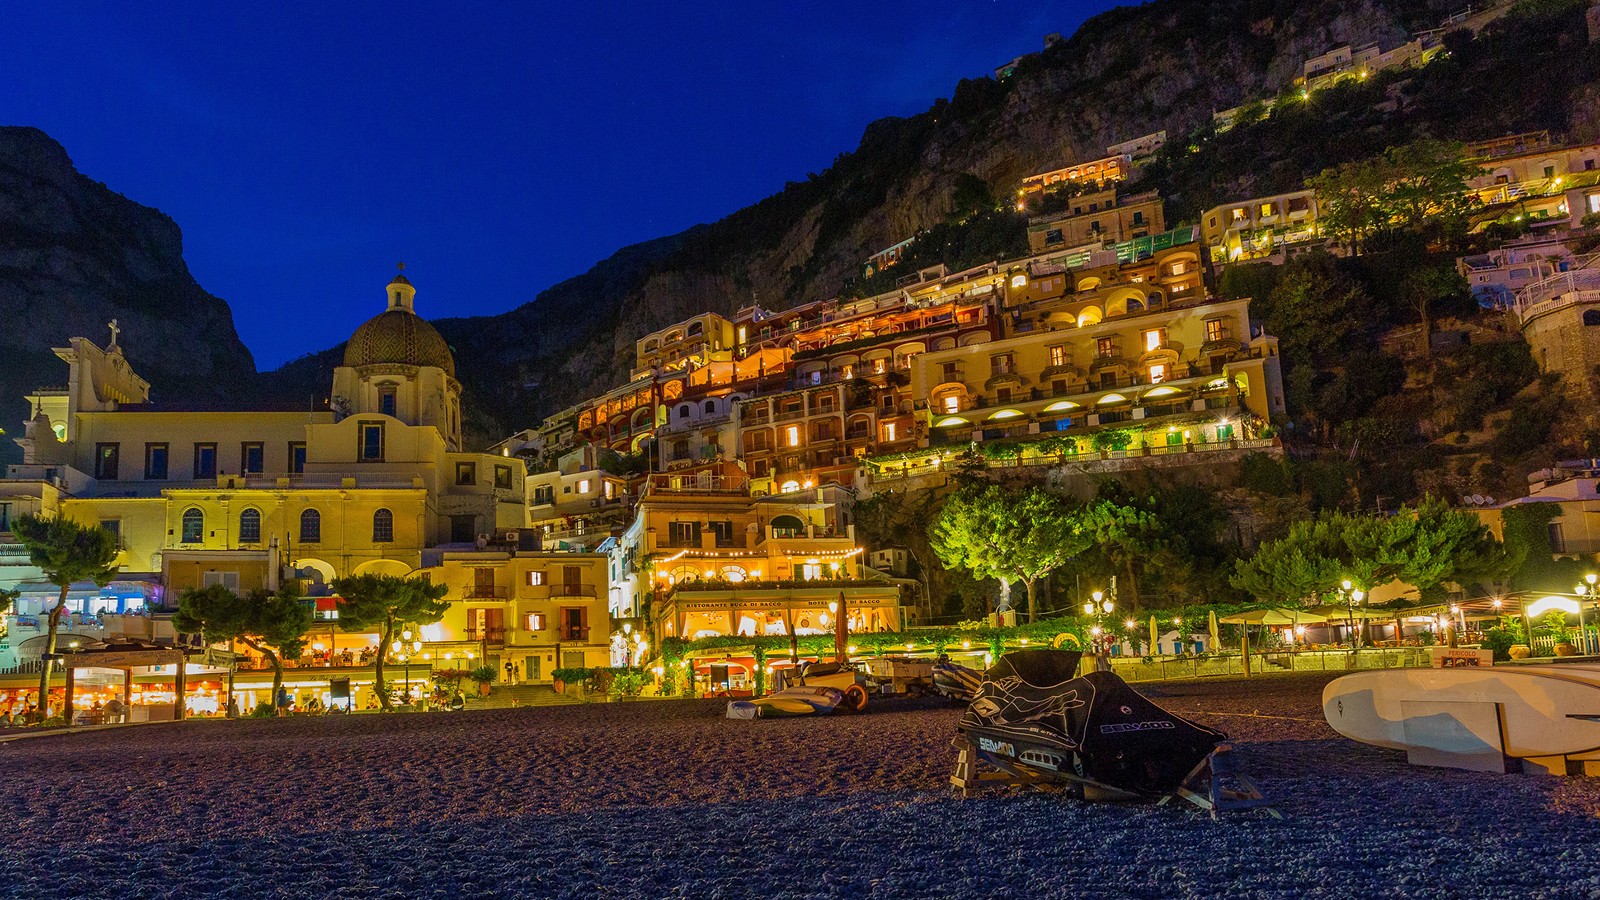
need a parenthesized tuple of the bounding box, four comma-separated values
(181, 507, 204, 543)
(299, 509, 321, 543)
(678, 404, 691, 418)
(704, 400, 716, 414)
(372, 508, 394, 543)
(238, 508, 261, 544)
(1584, 309, 1600, 327)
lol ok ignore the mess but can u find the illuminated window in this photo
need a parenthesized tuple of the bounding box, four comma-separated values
(525, 613, 547, 631)
(882, 422, 897, 442)
(526, 570, 545, 586)
(1149, 364, 1167, 384)
(780, 480, 801, 494)
(1205, 318, 1226, 342)
(1260, 203, 1276, 216)
(1049, 345, 1066, 367)
(991, 353, 1014, 375)
(1230, 208, 1245, 221)
(943, 395, 960, 414)
(1143, 329, 1165, 352)
(181, 507, 204, 543)
(1096, 337, 1117, 358)
(786, 425, 800, 447)
(577, 478, 591, 493)
(802, 563, 823, 580)
(1169, 261, 1188, 276)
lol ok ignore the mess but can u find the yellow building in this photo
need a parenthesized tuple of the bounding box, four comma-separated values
(911, 292, 1284, 448)
(1201, 190, 1321, 263)
(1, 272, 529, 672)
(420, 547, 612, 681)
(1026, 189, 1165, 252)
(615, 467, 906, 643)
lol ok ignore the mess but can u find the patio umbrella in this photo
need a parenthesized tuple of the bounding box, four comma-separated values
(1149, 615, 1159, 655)
(1208, 610, 1220, 649)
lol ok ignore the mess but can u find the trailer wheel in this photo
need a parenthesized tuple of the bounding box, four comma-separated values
(843, 684, 869, 711)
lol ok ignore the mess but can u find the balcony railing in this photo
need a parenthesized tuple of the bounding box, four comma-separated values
(467, 627, 506, 645)
(463, 585, 509, 600)
(559, 626, 591, 643)
(549, 583, 599, 599)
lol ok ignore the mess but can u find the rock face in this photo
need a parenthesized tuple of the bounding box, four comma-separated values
(0, 126, 257, 462)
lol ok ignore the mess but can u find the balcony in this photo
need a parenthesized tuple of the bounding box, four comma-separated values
(549, 583, 599, 599)
(463, 585, 509, 600)
(644, 472, 750, 495)
(559, 626, 591, 643)
(466, 627, 506, 646)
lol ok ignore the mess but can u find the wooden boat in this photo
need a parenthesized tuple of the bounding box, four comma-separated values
(1323, 666, 1600, 772)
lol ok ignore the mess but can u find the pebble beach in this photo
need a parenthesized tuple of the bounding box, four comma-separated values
(2, 672, 1598, 899)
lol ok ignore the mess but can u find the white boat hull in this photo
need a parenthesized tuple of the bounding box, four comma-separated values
(1323, 666, 1600, 762)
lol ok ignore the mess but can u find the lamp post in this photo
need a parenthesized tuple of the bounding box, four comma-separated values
(390, 629, 424, 707)
(1336, 580, 1366, 648)
(1082, 588, 1115, 664)
(1575, 574, 1596, 654)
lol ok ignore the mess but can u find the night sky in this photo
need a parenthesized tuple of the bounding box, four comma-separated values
(5, 2, 1126, 369)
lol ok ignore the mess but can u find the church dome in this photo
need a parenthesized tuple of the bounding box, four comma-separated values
(343, 273, 455, 375)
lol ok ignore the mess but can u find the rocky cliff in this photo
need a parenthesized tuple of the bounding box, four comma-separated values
(0, 126, 258, 462)
(8, 0, 1596, 454)
(323, 0, 1486, 440)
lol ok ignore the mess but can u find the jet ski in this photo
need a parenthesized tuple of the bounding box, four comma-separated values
(957, 649, 1224, 796)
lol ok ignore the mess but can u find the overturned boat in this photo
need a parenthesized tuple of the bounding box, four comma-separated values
(726, 685, 846, 720)
(955, 649, 1225, 798)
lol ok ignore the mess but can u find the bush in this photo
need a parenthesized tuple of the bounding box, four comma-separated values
(249, 703, 277, 718)
(1480, 625, 1518, 661)
(468, 665, 496, 685)
(608, 672, 646, 699)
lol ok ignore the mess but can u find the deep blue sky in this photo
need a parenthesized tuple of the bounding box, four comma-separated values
(4, 2, 1126, 369)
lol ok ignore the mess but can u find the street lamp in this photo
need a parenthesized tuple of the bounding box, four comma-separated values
(1336, 580, 1367, 648)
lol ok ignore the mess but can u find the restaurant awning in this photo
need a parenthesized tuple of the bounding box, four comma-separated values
(1218, 608, 1330, 626)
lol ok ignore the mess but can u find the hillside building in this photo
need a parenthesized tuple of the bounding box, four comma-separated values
(1201, 190, 1322, 263)
(1026, 189, 1165, 252)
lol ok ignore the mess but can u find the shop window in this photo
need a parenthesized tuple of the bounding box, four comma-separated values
(181, 508, 204, 543)
(299, 509, 321, 543)
(239, 508, 262, 544)
(372, 508, 394, 543)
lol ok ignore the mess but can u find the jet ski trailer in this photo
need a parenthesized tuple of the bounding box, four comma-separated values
(951, 650, 1277, 817)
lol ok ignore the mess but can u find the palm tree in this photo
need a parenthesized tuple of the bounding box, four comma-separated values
(12, 514, 119, 713)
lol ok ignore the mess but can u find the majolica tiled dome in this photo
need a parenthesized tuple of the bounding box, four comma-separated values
(343, 271, 455, 375)
(344, 308, 456, 376)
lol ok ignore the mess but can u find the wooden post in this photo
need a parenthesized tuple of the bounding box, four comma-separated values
(122, 667, 133, 721)
(1241, 627, 1251, 677)
(63, 664, 75, 726)
(175, 655, 187, 721)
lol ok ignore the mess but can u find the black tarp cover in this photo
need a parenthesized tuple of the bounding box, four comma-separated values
(958, 650, 1224, 796)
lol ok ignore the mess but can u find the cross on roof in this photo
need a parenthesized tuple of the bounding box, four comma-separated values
(107, 319, 120, 349)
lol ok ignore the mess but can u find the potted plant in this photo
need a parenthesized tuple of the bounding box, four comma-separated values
(1544, 611, 1577, 657)
(467, 664, 496, 697)
(1502, 621, 1532, 659)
